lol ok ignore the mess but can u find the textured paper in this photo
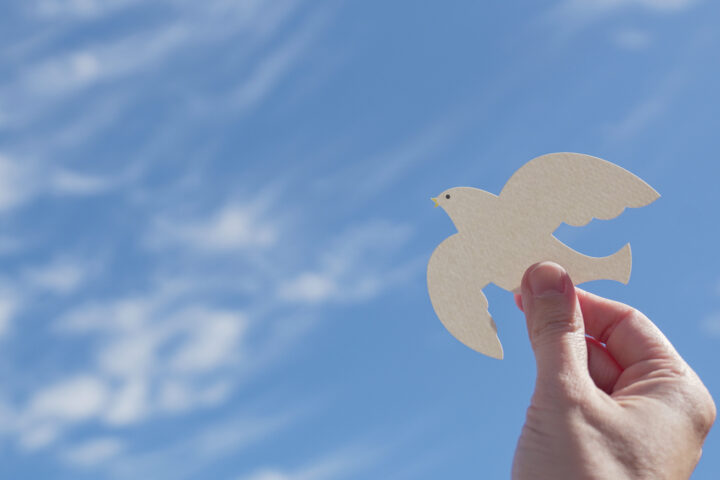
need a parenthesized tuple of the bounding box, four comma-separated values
(427, 152, 659, 359)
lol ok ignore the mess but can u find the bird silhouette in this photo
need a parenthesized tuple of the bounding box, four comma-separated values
(427, 152, 659, 359)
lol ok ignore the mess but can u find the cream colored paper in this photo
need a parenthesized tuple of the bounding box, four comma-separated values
(427, 152, 659, 359)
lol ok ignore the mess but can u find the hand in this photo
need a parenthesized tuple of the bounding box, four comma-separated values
(512, 262, 716, 480)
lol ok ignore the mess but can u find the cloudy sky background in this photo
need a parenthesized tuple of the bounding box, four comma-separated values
(1, 0, 719, 478)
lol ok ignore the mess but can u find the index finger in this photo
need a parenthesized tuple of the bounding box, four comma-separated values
(575, 288, 681, 370)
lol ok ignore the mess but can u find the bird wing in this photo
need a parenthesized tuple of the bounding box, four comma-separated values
(427, 234, 503, 359)
(498, 152, 659, 233)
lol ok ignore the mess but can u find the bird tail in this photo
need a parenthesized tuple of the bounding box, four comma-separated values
(565, 243, 632, 286)
(602, 243, 632, 285)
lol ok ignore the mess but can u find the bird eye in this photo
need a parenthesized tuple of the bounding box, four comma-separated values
(445, 194, 451, 199)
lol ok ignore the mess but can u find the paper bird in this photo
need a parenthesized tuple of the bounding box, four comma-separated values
(427, 152, 659, 359)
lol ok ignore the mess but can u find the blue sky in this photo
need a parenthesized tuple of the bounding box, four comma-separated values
(1, 0, 719, 478)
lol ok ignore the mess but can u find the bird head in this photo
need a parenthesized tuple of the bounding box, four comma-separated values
(431, 187, 497, 232)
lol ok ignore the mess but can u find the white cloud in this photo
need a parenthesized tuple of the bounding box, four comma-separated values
(7, 0, 305, 130)
(59, 296, 156, 333)
(0, 23, 188, 135)
(606, 69, 686, 140)
(0, 290, 19, 337)
(237, 450, 371, 480)
(701, 313, 720, 336)
(244, 472, 288, 480)
(0, 154, 116, 214)
(51, 169, 113, 195)
(51, 293, 248, 433)
(358, 122, 457, 197)
(0, 236, 22, 255)
(0, 155, 36, 212)
(317, 116, 460, 203)
(35, 0, 102, 17)
(148, 202, 278, 253)
(103, 378, 148, 426)
(553, 0, 696, 17)
(545, 0, 697, 34)
(32, 0, 145, 19)
(24, 257, 94, 294)
(157, 380, 231, 414)
(97, 332, 157, 377)
(279, 273, 338, 303)
(0, 0, 319, 226)
(22, 51, 103, 97)
(28, 375, 109, 422)
(6, 215, 275, 453)
(18, 424, 60, 451)
(105, 411, 298, 480)
(612, 29, 652, 50)
(16, 25, 187, 101)
(169, 309, 246, 373)
(279, 220, 416, 305)
(232, 11, 320, 112)
(16, 375, 111, 450)
(62, 437, 123, 467)
(633, 0, 696, 10)
(193, 413, 299, 461)
(71, 52, 100, 80)
(0, 0, 346, 472)
(610, 95, 666, 138)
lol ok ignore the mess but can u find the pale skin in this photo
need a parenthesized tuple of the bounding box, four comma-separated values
(512, 262, 716, 480)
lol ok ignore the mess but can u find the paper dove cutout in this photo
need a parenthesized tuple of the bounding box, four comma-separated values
(427, 152, 659, 359)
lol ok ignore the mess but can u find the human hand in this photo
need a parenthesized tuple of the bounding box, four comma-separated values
(511, 262, 716, 480)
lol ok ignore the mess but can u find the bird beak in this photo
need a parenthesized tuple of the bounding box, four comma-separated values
(431, 197, 439, 208)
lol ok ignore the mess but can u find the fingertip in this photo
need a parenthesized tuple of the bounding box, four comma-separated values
(525, 261, 569, 297)
(514, 293, 524, 312)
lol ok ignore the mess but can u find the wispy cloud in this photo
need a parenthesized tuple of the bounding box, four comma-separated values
(51, 169, 115, 195)
(0, 153, 120, 214)
(701, 313, 720, 336)
(611, 29, 653, 50)
(146, 201, 279, 253)
(236, 447, 378, 480)
(23, 256, 97, 294)
(320, 117, 461, 203)
(31, 0, 141, 20)
(18, 375, 110, 450)
(61, 436, 124, 468)
(0, 155, 37, 212)
(59, 299, 247, 411)
(551, 0, 697, 19)
(0, 276, 253, 451)
(0, 1, 424, 476)
(4, 24, 187, 127)
(29, 375, 109, 421)
(0, 285, 21, 337)
(279, 220, 417, 305)
(107, 410, 300, 480)
(11, 206, 419, 455)
(606, 69, 687, 140)
(0, 0, 310, 176)
(232, 7, 326, 113)
(544, 0, 698, 37)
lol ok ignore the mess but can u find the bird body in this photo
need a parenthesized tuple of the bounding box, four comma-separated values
(427, 153, 659, 359)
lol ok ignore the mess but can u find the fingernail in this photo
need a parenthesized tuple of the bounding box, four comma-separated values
(528, 262, 567, 296)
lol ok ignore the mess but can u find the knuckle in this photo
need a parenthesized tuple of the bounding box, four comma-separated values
(693, 387, 717, 437)
(678, 373, 717, 438)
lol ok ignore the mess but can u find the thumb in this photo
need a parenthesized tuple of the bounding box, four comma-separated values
(521, 262, 592, 398)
